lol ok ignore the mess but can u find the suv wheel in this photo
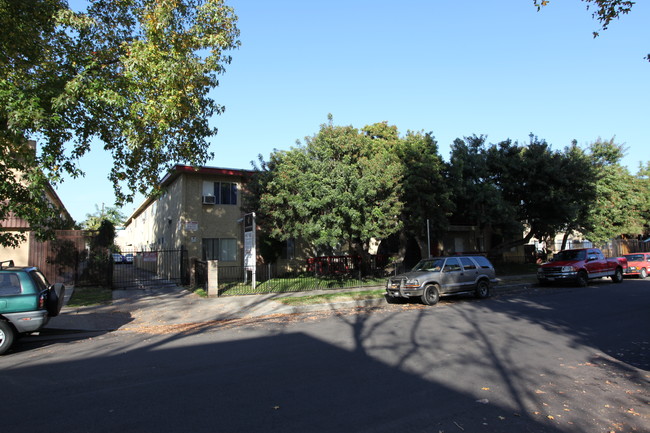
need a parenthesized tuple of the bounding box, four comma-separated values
(421, 284, 440, 306)
(475, 280, 490, 299)
(0, 320, 15, 355)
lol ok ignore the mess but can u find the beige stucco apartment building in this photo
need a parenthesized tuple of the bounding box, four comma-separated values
(120, 165, 253, 266)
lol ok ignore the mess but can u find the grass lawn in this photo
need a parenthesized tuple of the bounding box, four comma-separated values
(66, 286, 113, 307)
(276, 289, 386, 306)
(217, 275, 386, 297)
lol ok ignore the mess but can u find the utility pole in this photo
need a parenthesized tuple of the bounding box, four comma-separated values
(427, 219, 431, 258)
(244, 212, 256, 289)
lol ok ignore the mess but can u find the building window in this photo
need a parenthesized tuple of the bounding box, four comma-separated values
(202, 238, 237, 261)
(202, 181, 237, 205)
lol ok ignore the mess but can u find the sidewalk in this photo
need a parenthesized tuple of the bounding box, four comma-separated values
(46, 275, 538, 333)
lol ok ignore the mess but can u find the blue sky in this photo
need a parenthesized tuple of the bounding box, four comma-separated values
(57, 0, 650, 222)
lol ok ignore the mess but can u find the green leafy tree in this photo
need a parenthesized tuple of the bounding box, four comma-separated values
(258, 117, 404, 267)
(84, 219, 116, 286)
(81, 204, 126, 230)
(1, 0, 240, 247)
(448, 135, 598, 254)
(555, 141, 599, 249)
(394, 131, 453, 259)
(582, 138, 645, 243)
(635, 162, 650, 234)
(447, 135, 519, 248)
(486, 135, 598, 251)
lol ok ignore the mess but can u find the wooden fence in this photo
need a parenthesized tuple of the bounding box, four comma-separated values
(28, 230, 89, 284)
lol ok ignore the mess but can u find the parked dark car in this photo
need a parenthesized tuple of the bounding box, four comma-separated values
(0, 260, 66, 355)
(112, 253, 124, 264)
(385, 256, 497, 305)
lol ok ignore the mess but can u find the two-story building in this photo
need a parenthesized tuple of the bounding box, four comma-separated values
(120, 165, 253, 266)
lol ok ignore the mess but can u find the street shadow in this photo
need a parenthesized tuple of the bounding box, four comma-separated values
(312, 280, 649, 432)
(486, 281, 650, 371)
(7, 308, 135, 354)
(0, 332, 567, 433)
(4, 280, 647, 432)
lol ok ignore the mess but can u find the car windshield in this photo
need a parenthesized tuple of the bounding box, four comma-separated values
(552, 250, 586, 261)
(412, 259, 444, 272)
(624, 254, 644, 261)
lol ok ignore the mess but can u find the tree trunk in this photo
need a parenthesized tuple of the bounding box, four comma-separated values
(415, 236, 429, 259)
(396, 231, 408, 263)
(561, 231, 570, 251)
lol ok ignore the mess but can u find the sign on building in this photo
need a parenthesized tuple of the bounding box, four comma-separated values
(243, 213, 256, 269)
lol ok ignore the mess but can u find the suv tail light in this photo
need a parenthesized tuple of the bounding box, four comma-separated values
(38, 292, 46, 309)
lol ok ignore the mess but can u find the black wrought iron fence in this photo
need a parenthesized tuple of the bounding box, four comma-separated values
(193, 262, 389, 297)
(112, 248, 187, 290)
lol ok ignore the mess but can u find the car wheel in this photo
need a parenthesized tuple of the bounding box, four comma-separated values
(421, 284, 440, 306)
(612, 268, 624, 284)
(475, 280, 490, 299)
(0, 320, 15, 355)
(576, 271, 588, 287)
(640, 268, 647, 279)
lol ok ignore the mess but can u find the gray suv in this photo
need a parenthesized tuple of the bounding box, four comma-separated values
(385, 256, 497, 305)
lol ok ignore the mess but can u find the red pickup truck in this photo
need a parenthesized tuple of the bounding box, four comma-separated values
(537, 248, 626, 287)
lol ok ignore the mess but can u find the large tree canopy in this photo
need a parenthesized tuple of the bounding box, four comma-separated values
(395, 130, 453, 258)
(447, 135, 519, 239)
(258, 117, 404, 261)
(487, 136, 598, 250)
(447, 135, 599, 253)
(582, 138, 645, 243)
(1, 0, 239, 247)
(253, 116, 648, 263)
(81, 204, 126, 231)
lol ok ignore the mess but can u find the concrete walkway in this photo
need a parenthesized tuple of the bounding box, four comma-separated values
(47, 275, 538, 333)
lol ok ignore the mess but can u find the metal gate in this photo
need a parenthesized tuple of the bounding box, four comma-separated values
(112, 248, 188, 290)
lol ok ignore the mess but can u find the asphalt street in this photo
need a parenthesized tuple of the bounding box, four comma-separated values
(1, 279, 648, 433)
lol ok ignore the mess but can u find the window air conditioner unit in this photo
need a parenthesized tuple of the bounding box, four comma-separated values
(202, 195, 216, 205)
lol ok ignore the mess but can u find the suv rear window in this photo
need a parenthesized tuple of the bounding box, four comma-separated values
(29, 270, 49, 292)
(471, 256, 493, 269)
(460, 257, 477, 270)
(0, 272, 22, 295)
